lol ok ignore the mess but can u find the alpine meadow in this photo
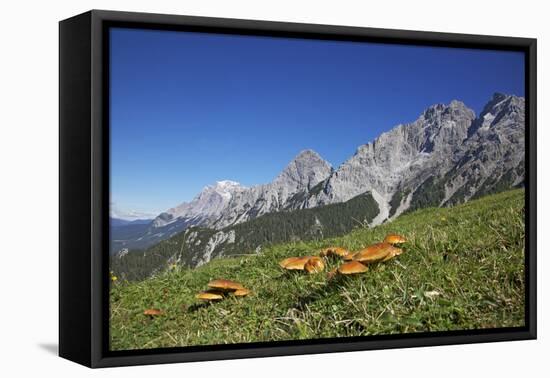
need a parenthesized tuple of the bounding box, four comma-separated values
(110, 189, 525, 350)
(109, 93, 526, 350)
(109, 28, 526, 351)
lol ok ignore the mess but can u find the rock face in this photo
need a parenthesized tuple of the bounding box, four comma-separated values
(212, 149, 333, 228)
(296, 100, 476, 220)
(441, 94, 525, 205)
(292, 93, 525, 222)
(113, 93, 525, 255)
(152, 180, 247, 228)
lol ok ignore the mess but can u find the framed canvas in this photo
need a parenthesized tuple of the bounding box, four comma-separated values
(59, 10, 537, 368)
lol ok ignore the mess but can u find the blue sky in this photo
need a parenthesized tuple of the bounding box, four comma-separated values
(109, 27, 525, 219)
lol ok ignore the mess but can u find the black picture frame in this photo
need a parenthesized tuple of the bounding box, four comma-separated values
(59, 9, 537, 368)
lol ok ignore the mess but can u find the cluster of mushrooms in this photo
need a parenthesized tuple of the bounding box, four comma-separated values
(143, 234, 407, 315)
(142, 279, 251, 316)
(195, 279, 251, 302)
(279, 233, 407, 278)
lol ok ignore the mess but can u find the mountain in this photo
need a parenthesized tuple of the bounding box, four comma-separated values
(110, 217, 152, 227)
(439, 94, 525, 205)
(290, 93, 524, 220)
(110, 152, 333, 253)
(110, 181, 246, 254)
(152, 180, 247, 228)
(210, 149, 333, 228)
(151, 150, 333, 231)
(151, 150, 333, 230)
(111, 93, 525, 261)
(111, 218, 132, 227)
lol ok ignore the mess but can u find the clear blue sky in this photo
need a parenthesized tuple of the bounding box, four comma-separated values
(109, 27, 524, 219)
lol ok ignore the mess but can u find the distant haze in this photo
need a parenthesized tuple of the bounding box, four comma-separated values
(110, 27, 524, 218)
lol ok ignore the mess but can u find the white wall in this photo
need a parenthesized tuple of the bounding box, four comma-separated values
(0, 0, 546, 376)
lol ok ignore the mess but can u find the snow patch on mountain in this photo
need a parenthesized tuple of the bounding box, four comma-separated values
(152, 180, 247, 228)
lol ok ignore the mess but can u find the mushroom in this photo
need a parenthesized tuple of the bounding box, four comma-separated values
(381, 246, 404, 262)
(232, 288, 251, 297)
(353, 243, 396, 264)
(337, 261, 369, 275)
(143, 308, 163, 316)
(304, 256, 325, 273)
(279, 256, 301, 268)
(383, 233, 407, 245)
(319, 247, 351, 258)
(207, 279, 245, 292)
(280, 256, 313, 270)
(196, 290, 224, 301)
(342, 252, 354, 261)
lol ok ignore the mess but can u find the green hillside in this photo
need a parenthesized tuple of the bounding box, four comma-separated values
(110, 189, 525, 351)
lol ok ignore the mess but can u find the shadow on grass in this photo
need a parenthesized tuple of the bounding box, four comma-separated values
(187, 302, 214, 313)
(285, 276, 369, 335)
(292, 276, 347, 310)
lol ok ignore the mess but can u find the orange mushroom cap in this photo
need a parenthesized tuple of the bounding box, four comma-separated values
(232, 288, 251, 297)
(304, 256, 325, 273)
(383, 234, 407, 245)
(280, 256, 313, 270)
(381, 246, 404, 262)
(320, 247, 351, 258)
(337, 261, 369, 275)
(353, 243, 396, 264)
(196, 290, 224, 301)
(143, 308, 163, 316)
(279, 256, 301, 268)
(342, 252, 354, 261)
(207, 279, 245, 292)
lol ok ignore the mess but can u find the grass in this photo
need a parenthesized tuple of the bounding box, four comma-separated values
(110, 189, 525, 351)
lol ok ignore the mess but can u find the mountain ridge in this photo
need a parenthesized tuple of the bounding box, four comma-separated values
(111, 93, 525, 256)
(293, 92, 523, 220)
(149, 149, 334, 229)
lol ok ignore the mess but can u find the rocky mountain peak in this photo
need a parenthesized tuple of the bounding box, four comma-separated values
(422, 100, 474, 122)
(481, 93, 524, 116)
(414, 100, 475, 154)
(449, 99, 467, 108)
(152, 180, 245, 228)
(194, 180, 243, 203)
(470, 93, 525, 136)
(274, 149, 333, 190)
(287, 149, 329, 168)
(491, 91, 509, 102)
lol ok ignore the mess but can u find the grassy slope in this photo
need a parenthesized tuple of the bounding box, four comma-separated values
(110, 189, 525, 350)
